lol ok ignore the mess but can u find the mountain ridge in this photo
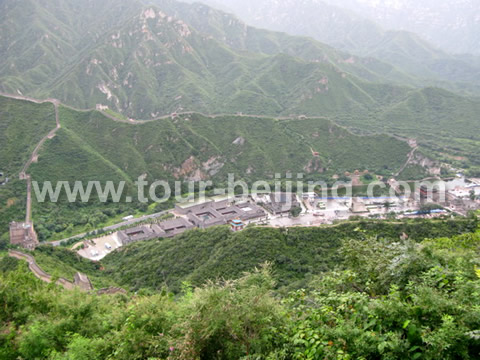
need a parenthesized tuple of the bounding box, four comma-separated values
(196, 0, 480, 95)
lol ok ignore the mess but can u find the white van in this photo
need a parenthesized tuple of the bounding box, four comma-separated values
(105, 243, 112, 250)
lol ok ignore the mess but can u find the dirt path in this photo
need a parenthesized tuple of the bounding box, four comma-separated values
(395, 146, 418, 177)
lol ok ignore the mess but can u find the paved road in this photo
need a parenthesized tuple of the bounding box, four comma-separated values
(48, 209, 171, 246)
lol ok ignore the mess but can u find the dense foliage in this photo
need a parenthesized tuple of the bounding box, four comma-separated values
(2, 224, 480, 359)
(102, 218, 478, 293)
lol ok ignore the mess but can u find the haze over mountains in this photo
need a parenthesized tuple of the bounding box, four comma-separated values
(324, 0, 480, 55)
(198, 0, 480, 95)
(206, 0, 480, 56)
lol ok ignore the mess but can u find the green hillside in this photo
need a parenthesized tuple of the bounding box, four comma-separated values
(2, 1, 480, 358)
(2, 222, 480, 359)
(0, 0, 142, 92)
(1, 0, 479, 167)
(0, 0, 416, 106)
(101, 219, 478, 293)
(1, 89, 478, 243)
(1, 0, 479, 166)
(352, 87, 480, 163)
(0, 96, 56, 245)
(30, 15, 408, 120)
(48, 106, 410, 182)
(0, 96, 56, 175)
(1, 0, 480, 243)
(0, 95, 411, 241)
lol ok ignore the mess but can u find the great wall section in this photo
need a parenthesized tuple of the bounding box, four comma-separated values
(8, 250, 127, 295)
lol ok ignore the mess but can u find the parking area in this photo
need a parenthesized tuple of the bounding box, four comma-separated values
(77, 233, 122, 261)
(269, 213, 328, 227)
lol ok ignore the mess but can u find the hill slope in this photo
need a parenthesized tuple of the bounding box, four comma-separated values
(3, 224, 480, 359)
(1, 0, 479, 162)
(1, 0, 478, 159)
(0, 95, 411, 240)
(101, 219, 479, 293)
(0, 0, 415, 119)
(0, 96, 56, 246)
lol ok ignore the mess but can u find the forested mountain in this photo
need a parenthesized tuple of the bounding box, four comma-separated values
(0, 92, 477, 243)
(1, 0, 480, 160)
(100, 219, 479, 292)
(198, 0, 480, 95)
(2, 1, 480, 359)
(0, 0, 416, 117)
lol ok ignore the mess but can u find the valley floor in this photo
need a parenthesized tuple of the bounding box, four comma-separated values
(70, 176, 480, 261)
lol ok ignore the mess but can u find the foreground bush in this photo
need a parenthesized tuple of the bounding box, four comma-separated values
(1, 228, 480, 359)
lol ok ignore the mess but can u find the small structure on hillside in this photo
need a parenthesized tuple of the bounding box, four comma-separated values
(96, 104, 109, 111)
(311, 148, 320, 157)
(9, 221, 38, 250)
(230, 219, 245, 232)
(74, 272, 93, 291)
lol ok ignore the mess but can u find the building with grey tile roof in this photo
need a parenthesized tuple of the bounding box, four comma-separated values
(157, 217, 195, 237)
(264, 193, 300, 215)
(117, 225, 158, 245)
(181, 199, 266, 229)
(117, 217, 197, 245)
